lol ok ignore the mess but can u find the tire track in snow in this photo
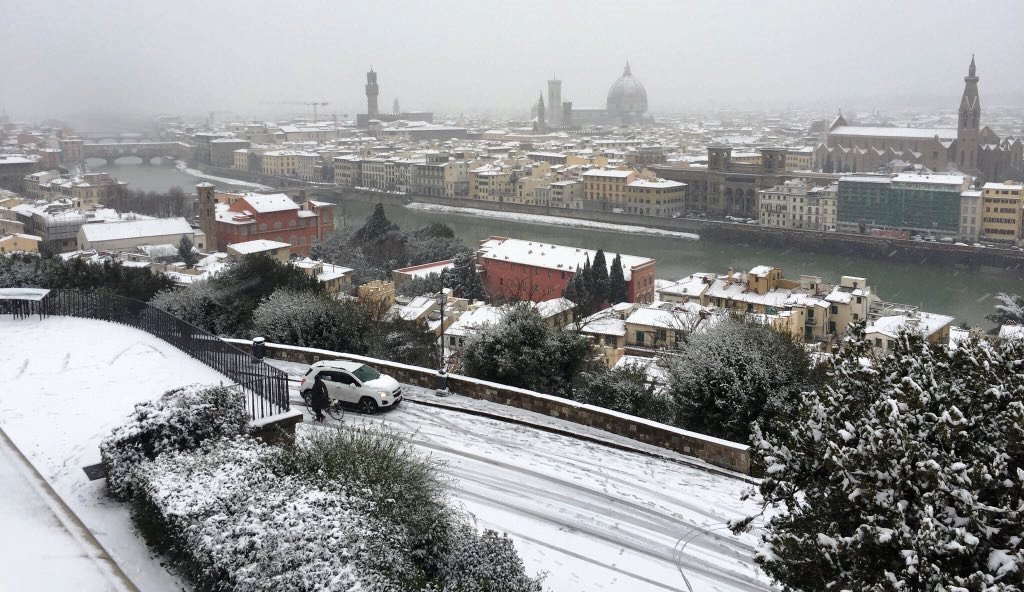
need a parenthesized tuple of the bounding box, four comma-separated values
(310, 407, 767, 590)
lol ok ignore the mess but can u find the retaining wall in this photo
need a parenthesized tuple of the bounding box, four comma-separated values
(224, 338, 751, 474)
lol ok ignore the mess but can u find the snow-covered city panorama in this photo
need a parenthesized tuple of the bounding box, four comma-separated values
(3, 1, 1024, 591)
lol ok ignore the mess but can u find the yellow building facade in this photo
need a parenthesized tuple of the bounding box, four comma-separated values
(981, 182, 1024, 244)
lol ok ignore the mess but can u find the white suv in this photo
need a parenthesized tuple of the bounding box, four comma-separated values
(300, 360, 402, 414)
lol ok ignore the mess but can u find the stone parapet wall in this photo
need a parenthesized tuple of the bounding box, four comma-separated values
(225, 338, 751, 474)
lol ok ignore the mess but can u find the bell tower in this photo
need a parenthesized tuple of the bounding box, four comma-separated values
(536, 93, 545, 131)
(196, 182, 217, 251)
(365, 68, 379, 117)
(956, 55, 981, 173)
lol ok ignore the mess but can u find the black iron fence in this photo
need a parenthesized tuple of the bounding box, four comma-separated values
(39, 290, 289, 421)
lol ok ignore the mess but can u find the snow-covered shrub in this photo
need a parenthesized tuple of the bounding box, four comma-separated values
(273, 425, 457, 582)
(461, 303, 595, 398)
(574, 364, 669, 422)
(128, 428, 545, 591)
(100, 383, 248, 500)
(438, 526, 544, 592)
(663, 314, 823, 443)
(131, 437, 407, 591)
(736, 323, 1024, 590)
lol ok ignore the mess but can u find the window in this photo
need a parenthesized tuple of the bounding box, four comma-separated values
(853, 313, 860, 320)
(635, 331, 645, 344)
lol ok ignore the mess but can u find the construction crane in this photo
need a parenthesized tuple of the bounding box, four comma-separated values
(306, 102, 329, 123)
(259, 101, 329, 122)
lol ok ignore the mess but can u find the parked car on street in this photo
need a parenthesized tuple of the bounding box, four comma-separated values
(300, 360, 402, 414)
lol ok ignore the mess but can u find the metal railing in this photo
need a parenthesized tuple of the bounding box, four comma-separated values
(40, 290, 289, 421)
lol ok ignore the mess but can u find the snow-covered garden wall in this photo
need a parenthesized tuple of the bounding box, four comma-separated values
(225, 337, 752, 473)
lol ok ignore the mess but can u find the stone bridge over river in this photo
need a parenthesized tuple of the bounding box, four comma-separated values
(83, 141, 194, 164)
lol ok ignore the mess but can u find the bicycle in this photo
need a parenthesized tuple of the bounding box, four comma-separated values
(300, 389, 345, 422)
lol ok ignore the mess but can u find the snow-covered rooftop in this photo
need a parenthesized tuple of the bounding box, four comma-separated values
(582, 168, 633, 178)
(830, 125, 956, 140)
(478, 237, 653, 281)
(238, 193, 299, 213)
(227, 239, 290, 254)
(866, 311, 955, 339)
(892, 173, 967, 186)
(79, 217, 192, 243)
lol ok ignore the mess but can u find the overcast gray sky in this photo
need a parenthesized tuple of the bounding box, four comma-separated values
(3, 0, 1023, 123)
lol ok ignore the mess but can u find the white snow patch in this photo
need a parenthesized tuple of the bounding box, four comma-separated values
(405, 202, 701, 240)
(0, 316, 232, 591)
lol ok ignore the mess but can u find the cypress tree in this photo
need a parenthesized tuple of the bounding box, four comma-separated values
(609, 253, 627, 304)
(591, 249, 610, 306)
(355, 203, 398, 242)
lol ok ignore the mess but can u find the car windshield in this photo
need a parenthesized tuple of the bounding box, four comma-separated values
(352, 364, 380, 383)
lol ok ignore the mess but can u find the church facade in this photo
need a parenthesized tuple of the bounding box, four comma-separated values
(814, 57, 1023, 182)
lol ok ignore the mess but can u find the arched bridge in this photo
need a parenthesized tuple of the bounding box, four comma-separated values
(82, 141, 195, 164)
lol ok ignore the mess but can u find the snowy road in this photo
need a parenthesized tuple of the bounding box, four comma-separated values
(278, 358, 771, 592)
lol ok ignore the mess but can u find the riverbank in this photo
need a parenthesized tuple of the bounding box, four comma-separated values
(318, 187, 1024, 274)
(406, 202, 700, 240)
(174, 162, 272, 190)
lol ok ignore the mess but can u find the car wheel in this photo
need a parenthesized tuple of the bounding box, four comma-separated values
(358, 397, 378, 415)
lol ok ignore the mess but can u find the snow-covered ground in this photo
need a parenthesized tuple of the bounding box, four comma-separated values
(405, 202, 701, 241)
(174, 160, 273, 190)
(0, 316, 232, 591)
(0, 315, 770, 591)
(276, 359, 770, 592)
(0, 429, 129, 591)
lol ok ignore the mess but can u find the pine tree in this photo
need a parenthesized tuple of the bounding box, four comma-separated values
(177, 235, 197, 267)
(562, 271, 578, 304)
(608, 253, 627, 304)
(354, 203, 399, 242)
(444, 252, 485, 301)
(986, 292, 1024, 327)
(591, 249, 610, 307)
(736, 322, 1024, 590)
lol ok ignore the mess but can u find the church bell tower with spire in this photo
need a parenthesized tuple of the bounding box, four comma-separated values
(956, 55, 981, 173)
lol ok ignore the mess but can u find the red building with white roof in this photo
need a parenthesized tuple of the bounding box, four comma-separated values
(213, 193, 334, 256)
(477, 236, 656, 303)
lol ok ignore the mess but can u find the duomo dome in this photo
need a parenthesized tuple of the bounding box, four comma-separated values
(606, 62, 648, 115)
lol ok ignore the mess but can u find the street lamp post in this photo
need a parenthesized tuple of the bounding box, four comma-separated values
(436, 290, 450, 397)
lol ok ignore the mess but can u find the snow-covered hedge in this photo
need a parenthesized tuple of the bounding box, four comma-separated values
(128, 426, 544, 591)
(100, 384, 249, 500)
(131, 437, 406, 590)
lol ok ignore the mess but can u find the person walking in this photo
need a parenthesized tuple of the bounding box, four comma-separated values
(310, 374, 329, 423)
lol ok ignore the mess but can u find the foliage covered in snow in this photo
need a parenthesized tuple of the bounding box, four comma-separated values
(128, 426, 544, 591)
(663, 315, 824, 443)
(151, 253, 322, 335)
(443, 251, 486, 301)
(0, 252, 173, 301)
(461, 303, 595, 398)
(737, 323, 1024, 590)
(251, 288, 438, 368)
(99, 383, 249, 500)
(574, 363, 669, 420)
(987, 292, 1024, 328)
(312, 206, 470, 286)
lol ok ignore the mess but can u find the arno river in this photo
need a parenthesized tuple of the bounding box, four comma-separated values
(93, 160, 1024, 328)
